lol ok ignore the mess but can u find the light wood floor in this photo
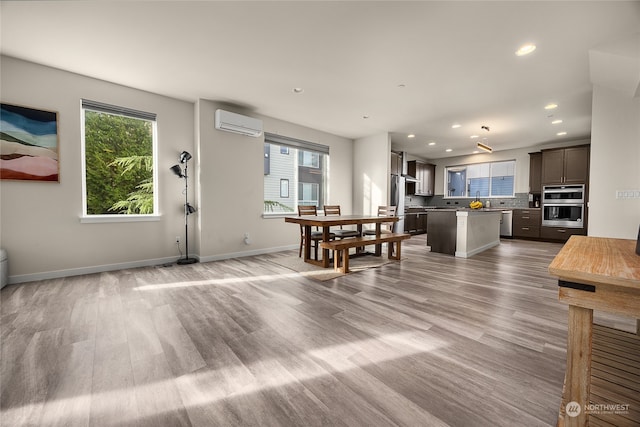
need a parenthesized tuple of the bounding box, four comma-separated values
(1, 236, 635, 426)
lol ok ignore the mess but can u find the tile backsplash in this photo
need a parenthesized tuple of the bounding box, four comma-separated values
(405, 192, 530, 208)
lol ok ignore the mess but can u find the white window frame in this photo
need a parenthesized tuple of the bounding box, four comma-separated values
(444, 160, 516, 199)
(280, 179, 289, 198)
(263, 133, 329, 217)
(80, 100, 159, 223)
(299, 151, 320, 168)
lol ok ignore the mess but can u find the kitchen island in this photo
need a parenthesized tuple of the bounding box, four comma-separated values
(426, 208, 502, 257)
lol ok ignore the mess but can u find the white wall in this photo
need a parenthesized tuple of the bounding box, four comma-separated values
(428, 139, 590, 196)
(588, 85, 640, 239)
(0, 57, 353, 282)
(352, 133, 391, 215)
(0, 56, 195, 282)
(195, 99, 353, 261)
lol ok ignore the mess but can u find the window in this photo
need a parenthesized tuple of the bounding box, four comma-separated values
(81, 100, 157, 218)
(298, 182, 319, 206)
(280, 179, 289, 198)
(263, 133, 329, 214)
(299, 151, 319, 168)
(445, 160, 515, 198)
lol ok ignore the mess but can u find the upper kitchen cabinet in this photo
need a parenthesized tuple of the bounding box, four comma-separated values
(407, 160, 435, 196)
(390, 151, 402, 176)
(541, 145, 590, 185)
(529, 152, 542, 193)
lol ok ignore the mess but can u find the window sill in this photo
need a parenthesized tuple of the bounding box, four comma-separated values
(80, 214, 162, 224)
(262, 212, 297, 219)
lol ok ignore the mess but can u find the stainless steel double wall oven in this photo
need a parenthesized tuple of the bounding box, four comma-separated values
(541, 184, 585, 228)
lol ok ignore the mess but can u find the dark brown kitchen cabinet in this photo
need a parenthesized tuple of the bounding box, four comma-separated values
(540, 226, 586, 242)
(417, 212, 428, 233)
(404, 209, 428, 234)
(541, 145, 589, 185)
(529, 152, 542, 193)
(407, 160, 435, 196)
(513, 208, 541, 239)
(405, 213, 417, 233)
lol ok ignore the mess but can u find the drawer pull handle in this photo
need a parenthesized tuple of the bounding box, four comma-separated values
(522, 227, 529, 230)
(557, 229, 566, 233)
(522, 216, 529, 219)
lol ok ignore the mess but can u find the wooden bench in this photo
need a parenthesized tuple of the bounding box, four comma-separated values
(319, 233, 411, 273)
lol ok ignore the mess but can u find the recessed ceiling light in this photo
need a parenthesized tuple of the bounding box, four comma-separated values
(451, 124, 462, 129)
(407, 134, 415, 138)
(363, 115, 370, 119)
(551, 119, 563, 124)
(515, 44, 536, 56)
(292, 87, 304, 93)
(557, 131, 567, 136)
(445, 148, 453, 152)
(397, 84, 406, 88)
(428, 141, 436, 146)
(470, 135, 479, 139)
(545, 103, 558, 110)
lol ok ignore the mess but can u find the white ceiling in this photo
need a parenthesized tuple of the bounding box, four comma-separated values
(1, 1, 639, 159)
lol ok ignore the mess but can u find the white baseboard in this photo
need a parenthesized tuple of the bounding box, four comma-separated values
(8, 256, 181, 285)
(7, 244, 299, 285)
(198, 244, 298, 263)
(455, 240, 500, 258)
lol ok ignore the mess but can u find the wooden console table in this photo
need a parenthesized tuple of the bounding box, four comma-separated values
(549, 236, 640, 427)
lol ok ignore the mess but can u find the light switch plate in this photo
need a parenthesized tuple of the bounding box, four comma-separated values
(616, 189, 640, 199)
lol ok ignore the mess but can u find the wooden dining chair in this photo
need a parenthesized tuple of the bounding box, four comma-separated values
(298, 205, 334, 260)
(362, 205, 397, 235)
(323, 205, 360, 239)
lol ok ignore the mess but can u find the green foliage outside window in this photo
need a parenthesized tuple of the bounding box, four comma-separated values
(84, 111, 154, 214)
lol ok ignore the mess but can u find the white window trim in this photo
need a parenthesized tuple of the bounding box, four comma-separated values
(80, 214, 162, 224)
(80, 101, 159, 220)
(443, 159, 516, 199)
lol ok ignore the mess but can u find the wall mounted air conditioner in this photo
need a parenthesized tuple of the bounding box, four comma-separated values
(214, 109, 263, 137)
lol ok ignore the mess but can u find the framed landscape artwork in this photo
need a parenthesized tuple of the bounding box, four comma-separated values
(0, 103, 59, 182)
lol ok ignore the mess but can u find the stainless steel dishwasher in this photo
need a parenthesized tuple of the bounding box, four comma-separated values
(500, 210, 513, 237)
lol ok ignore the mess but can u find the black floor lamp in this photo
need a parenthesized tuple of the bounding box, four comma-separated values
(170, 151, 198, 265)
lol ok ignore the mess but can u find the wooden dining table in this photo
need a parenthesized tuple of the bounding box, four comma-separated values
(285, 214, 399, 268)
(548, 235, 640, 427)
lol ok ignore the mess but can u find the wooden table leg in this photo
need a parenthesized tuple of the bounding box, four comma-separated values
(375, 223, 382, 256)
(564, 305, 593, 427)
(356, 224, 363, 254)
(304, 225, 312, 262)
(322, 226, 331, 268)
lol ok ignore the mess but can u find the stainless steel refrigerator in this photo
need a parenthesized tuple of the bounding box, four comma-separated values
(390, 174, 405, 233)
